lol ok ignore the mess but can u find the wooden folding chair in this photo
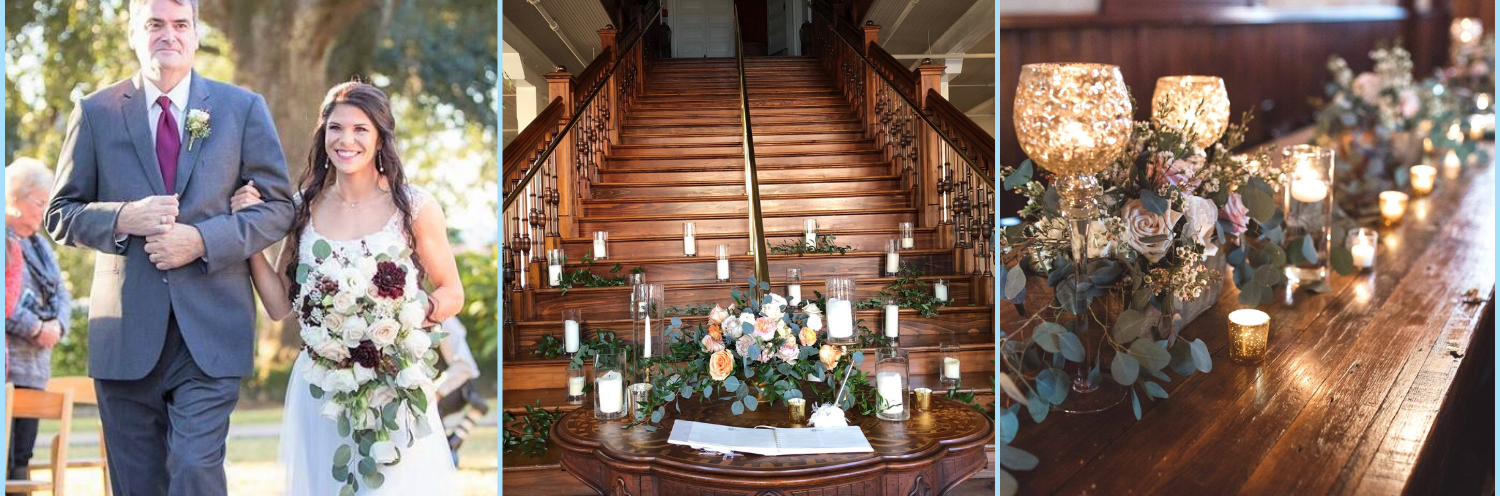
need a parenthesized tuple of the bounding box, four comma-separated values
(3, 383, 74, 496)
(41, 377, 109, 496)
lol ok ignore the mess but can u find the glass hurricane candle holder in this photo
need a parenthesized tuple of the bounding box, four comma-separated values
(683, 222, 697, 256)
(633, 284, 665, 364)
(715, 244, 731, 282)
(627, 383, 654, 421)
(882, 296, 900, 340)
(1281, 145, 1334, 285)
(941, 341, 961, 387)
(804, 219, 818, 247)
(824, 277, 857, 345)
(1380, 191, 1409, 225)
(1410, 164, 1436, 196)
(1347, 228, 1378, 271)
(1228, 309, 1271, 365)
(786, 268, 803, 305)
(884, 239, 901, 276)
(593, 231, 609, 260)
(566, 362, 587, 403)
(594, 352, 627, 420)
(1014, 63, 1132, 414)
(898, 222, 914, 250)
(1152, 75, 1231, 149)
(875, 348, 910, 421)
(562, 309, 582, 354)
(547, 249, 564, 288)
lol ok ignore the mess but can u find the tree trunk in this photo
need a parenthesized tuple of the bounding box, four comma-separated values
(199, 0, 378, 371)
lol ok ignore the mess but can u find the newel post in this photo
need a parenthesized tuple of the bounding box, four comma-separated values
(915, 59, 946, 229)
(861, 21, 881, 139)
(546, 66, 580, 240)
(599, 25, 621, 150)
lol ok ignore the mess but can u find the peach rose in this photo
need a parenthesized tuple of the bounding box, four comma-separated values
(701, 334, 726, 353)
(819, 344, 843, 370)
(799, 327, 817, 347)
(709, 350, 735, 381)
(708, 304, 730, 325)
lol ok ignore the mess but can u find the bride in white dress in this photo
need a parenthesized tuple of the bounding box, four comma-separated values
(234, 82, 465, 495)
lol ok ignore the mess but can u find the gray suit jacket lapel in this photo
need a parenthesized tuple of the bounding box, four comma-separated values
(123, 75, 168, 196)
(173, 73, 211, 196)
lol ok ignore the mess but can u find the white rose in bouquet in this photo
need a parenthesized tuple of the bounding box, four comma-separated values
(396, 366, 431, 390)
(303, 361, 330, 386)
(763, 294, 788, 320)
(1183, 195, 1220, 258)
(370, 440, 399, 464)
(339, 317, 367, 344)
(1119, 199, 1183, 263)
(367, 319, 401, 348)
(401, 330, 433, 356)
(319, 399, 344, 420)
(369, 384, 398, 409)
(806, 312, 823, 332)
(1087, 219, 1116, 258)
(313, 339, 351, 361)
(332, 291, 359, 313)
(340, 267, 369, 296)
(356, 257, 379, 280)
(324, 369, 359, 393)
(353, 364, 377, 385)
(300, 324, 329, 348)
(398, 300, 426, 329)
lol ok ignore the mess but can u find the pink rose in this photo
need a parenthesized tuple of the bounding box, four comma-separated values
(701, 334, 726, 353)
(777, 341, 799, 363)
(736, 335, 755, 357)
(1119, 199, 1182, 263)
(752, 316, 778, 341)
(1398, 89, 1420, 119)
(1148, 151, 1202, 190)
(1220, 192, 1250, 236)
(708, 304, 730, 325)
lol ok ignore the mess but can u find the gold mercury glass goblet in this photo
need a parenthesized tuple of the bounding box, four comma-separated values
(1152, 75, 1231, 149)
(1013, 63, 1133, 414)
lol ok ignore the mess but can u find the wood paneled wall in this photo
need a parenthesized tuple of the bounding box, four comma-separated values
(998, 2, 1461, 215)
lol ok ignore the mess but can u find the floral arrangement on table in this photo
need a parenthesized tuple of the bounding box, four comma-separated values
(622, 278, 884, 431)
(1424, 33, 1494, 166)
(998, 100, 1265, 428)
(1313, 43, 1434, 200)
(294, 237, 444, 492)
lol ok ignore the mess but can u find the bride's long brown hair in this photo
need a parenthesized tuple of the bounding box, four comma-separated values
(285, 81, 424, 304)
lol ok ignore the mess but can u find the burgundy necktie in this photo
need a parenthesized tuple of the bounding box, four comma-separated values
(155, 96, 181, 191)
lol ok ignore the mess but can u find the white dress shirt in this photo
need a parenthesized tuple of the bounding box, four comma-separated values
(144, 75, 191, 144)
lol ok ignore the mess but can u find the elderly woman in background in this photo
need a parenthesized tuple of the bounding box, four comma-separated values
(4, 157, 71, 488)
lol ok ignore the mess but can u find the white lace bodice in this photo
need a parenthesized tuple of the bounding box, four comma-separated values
(292, 186, 430, 308)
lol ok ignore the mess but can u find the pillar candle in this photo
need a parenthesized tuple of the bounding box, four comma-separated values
(787, 283, 802, 304)
(549, 264, 562, 287)
(886, 252, 899, 274)
(1290, 178, 1328, 203)
(943, 357, 961, 380)
(876, 372, 904, 415)
(716, 259, 730, 280)
(827, 298, 854, 338)
(593, 238, 607, 259)
(884, 304, 900, 338)
(643, 316, 652, 359)
(934, 281, 948, 301)
(564, 320, 580, 353)
(1351, 243, 1375, 268)
(568, 376, 586, 396)
(597, 371, 623, 414)
(684, 233, 696, 256)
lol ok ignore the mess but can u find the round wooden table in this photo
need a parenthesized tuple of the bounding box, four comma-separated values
(552, 396, 993, 495)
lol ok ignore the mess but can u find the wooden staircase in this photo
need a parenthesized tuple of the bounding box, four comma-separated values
(502, 55, 995, 490)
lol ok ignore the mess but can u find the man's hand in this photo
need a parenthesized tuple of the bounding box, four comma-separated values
(35, 320, 62, 349)
(144, 224, 206, 270)
(116, 196, 180, 237)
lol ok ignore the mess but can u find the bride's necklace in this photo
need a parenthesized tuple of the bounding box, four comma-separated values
(332, 185, 388, 209)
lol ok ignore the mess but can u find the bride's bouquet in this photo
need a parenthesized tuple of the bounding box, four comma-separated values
(293, 235, 442, 490)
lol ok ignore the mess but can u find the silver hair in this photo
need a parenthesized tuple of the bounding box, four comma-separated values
(128, 0, 201, 28)
(5, 157, 54, 201)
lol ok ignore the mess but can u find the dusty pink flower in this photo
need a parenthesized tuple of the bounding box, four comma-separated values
(736, 335, 755, 357)
(701, 334, 726, 353)
(777, 340, 799, 363)
(1220, 192, 1250, 236)
(752, 316, 778, 341)
(1148, 151, 1203, 190)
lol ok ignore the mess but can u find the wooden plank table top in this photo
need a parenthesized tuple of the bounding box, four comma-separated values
(1003, 160, 1495, 495)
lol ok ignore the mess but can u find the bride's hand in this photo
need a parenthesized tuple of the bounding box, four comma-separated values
(230, 181, 262, 213)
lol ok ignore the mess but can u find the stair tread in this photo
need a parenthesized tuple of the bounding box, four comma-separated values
(531, 275, 979, 295)
(559, 227, 924, 243)
(579, 206, 916, 223)
(589, 175, 898, 188)
(580, 189, 910, 205)
(513, 305, 994, 327)
(562, 248, 950, 267)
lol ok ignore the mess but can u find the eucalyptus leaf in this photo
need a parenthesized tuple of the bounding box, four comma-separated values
(1004, 265, 1026, 299)
(1004, 160, 1034, 190)
(1033, 322, 1066, 353)
(335, 445, 352, 466)
(1144, 381, 1169, 399)
(1300, 234, 1319, 264)
(999, 446, 1040, 470)
(1113, 309, 1148, 343)
(1131, 389, 1142, 419)
(999, 374, 1028, 403)
(1331, 247, 1354, 275)
(1111, 352, 1138, 385)
(1027, 393, 1049, 423)
(313, 239, 332, 260)
(1142, 190, 1169, 215)
(744, 395, 759, 411)
(999, 411, 1019, 444)
(1189, 338, 1213, 373)
(1128, 339, 1171, 371)
(1058, 331, 1086, 362)
(731, 401, 745, 415)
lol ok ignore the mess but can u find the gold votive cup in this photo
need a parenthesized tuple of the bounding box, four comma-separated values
(1228, 309, 1271, 365)
(1409, 165, 1436, 196)
(1379, 191, 1408, 225)
(913, 387, 932, 412)
(787, 398, 806, 425)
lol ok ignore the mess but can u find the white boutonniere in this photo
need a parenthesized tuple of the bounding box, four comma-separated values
(185, 109, 211, 151)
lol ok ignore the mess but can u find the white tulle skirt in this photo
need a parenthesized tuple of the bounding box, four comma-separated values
(278, 351, 456, 495)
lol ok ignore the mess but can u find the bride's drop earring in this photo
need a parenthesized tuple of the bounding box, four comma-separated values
(376, 153, 385, 174)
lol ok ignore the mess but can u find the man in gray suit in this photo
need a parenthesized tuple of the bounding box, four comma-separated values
(45, 0, 294, 494)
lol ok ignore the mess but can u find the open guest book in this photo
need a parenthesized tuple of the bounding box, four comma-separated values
(667, 420, 875, 456)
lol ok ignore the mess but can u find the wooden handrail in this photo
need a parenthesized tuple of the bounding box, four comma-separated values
(501, 6, 664, 212)
(923, 88, 994, 172)
(809, 1, 994, 188)
(501, 97, 568, 180)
